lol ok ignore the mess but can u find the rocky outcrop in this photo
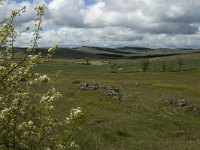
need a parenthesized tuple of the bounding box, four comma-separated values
(164, 97, 200, 113)
(74, 81, 121, 100)
(78, 83, 98, 91)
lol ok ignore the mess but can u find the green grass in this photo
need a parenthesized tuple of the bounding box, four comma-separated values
(34, 53, 200, 150)
(34, 53, 200, 74)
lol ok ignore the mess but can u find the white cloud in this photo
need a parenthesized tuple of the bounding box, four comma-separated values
(83, 0, 200, 34)
(1, 0, 200, 48)
(47, 0, 85, 27)
(15, 26, 200, 48)
(0, 0, 35, 25)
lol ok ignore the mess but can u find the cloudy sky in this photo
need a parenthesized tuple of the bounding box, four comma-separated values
(1, 0, 200, 48)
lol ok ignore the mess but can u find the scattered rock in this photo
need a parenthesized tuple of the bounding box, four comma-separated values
(165, 97, 176, 105)
(99, 84, 106, 89)
(178, 99, 187, 107)
(174, 130, 185, 136)
(78, 83, 98, 91)
(104, 87, 120, 100)
(191, 105, 200, 113)
(134, 81, 152, 87)
(75, 82, 121, 100)
(90, 84, 98, 90)
(163, 97, 200, 114)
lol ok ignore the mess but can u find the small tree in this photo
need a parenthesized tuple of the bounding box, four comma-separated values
(140, 59, 150, 72)
(168, 62, 174, 72)
(109, 63, 117, 73)
(161, 60, 167, 72)
(177, 57, 183, 72)
(153, 61, 159, 72)
(54, 70, 62, 83)
(0, 3, 83, 149)
(84, 57, 90, 65)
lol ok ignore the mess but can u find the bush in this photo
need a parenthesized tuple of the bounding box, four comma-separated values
(84, 57, 90, 65)
(177, 57, 183, 72)
(140, 59, 150, 72)
(0, 3, 83, 149)
(168, 62, 174, 72)
(161, 60, 167, 72)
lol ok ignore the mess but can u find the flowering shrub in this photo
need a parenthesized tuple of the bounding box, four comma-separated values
(0, 2, 83, 150)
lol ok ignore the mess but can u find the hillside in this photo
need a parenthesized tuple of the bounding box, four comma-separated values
(13, 46, 200, 59)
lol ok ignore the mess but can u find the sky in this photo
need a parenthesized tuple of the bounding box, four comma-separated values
(1, 0, 200, 48)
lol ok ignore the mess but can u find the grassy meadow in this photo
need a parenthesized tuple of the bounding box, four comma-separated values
(32, 50, 200, 150)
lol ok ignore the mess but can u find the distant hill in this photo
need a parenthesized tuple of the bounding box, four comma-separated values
(12, 46, 200, 59)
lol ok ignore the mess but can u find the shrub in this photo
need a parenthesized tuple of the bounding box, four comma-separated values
(0, 3, 83, 149)
(177, 57, 183, 72)
(140, 59, 150, 72)
(84, 57, 90, 65)
(168, 62, 174, 72)
(161, 60, 167, 72)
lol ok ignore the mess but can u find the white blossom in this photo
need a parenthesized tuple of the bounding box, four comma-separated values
(0, 66, 6, 71)
(0, 3, 83, 149)
(35, 74, 50, 82)
(66, 107, 83, 124)
(0, 108, 9, 119)
(70, 141, 79, 150)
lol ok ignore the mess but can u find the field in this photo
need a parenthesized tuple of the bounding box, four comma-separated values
(29, 48, 200, 150)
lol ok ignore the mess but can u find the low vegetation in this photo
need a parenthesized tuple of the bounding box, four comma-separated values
(0, 4, 83, 149)
(1, 1, 200, 149)
(31, 52, 200, 150)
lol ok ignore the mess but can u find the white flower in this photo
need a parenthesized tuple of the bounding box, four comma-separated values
(28, 55, 33, 58)
(49, 106, 54, 110)
(65, 117, 70, 124)
(41, 95, 50, 102)
(35, 74, 50, 82)
(66, 107, 83, 124)
(70, 141, 79, 149)
(10, 63, 16, 68)
(0, 66, 6, 71)
(48, 48, 53, 53)
(28, 120, 33, 126)
(0, 108, 9, 119)
(71, 107, 82, 117)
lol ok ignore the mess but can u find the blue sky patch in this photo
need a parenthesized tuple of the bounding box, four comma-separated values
(16, 0, 32, 2)
(84, 0, 96, 5)
(15, 0, 96, 5)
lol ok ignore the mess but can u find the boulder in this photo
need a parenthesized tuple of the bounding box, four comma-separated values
(78, 83, 98, 91)
(178, 99, 187, 107)
(164, 97, 175, 105)
(76, 82, 121, 100)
